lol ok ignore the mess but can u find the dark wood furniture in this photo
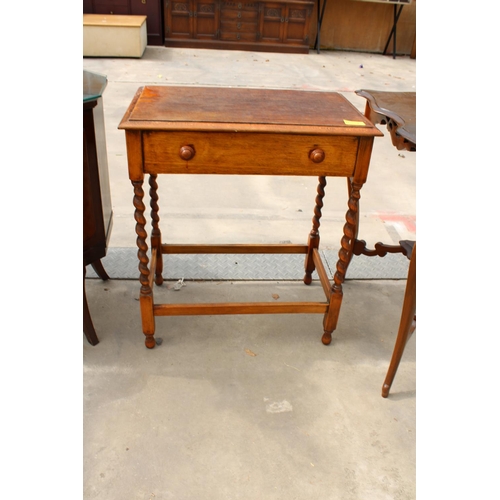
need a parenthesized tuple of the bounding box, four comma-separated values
(119, 85, 382, 349)
(164, 0, 314, 53)
(355, 89, 415, 151)
(354, 89, 416, 398)
(382, 242, 415, 397)
(83, 71, 114, 346)
(83, 0, 164, 45)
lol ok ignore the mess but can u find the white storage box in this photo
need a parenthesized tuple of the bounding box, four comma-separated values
(83, 14, 147, 58)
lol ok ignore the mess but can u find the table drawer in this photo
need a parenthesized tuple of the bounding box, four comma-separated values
(142, 131, 359, 176)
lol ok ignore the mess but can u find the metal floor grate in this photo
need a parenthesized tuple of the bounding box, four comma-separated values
(86, 247, 410, 280)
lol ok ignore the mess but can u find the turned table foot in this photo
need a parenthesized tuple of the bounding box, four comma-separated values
(321, 331, 332, 345)
(145, 335, 156, 349)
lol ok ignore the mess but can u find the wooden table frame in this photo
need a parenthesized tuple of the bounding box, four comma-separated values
(119, 86, 382, 349)
(354, 89, 416, 397)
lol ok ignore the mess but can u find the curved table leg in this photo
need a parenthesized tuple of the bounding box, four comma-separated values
(382, 243, 416, 397)
(91, 259, 110, 281)
(83, 266, 99, 346)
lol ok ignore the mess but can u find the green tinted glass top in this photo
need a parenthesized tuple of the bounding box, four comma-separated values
(83, 70, 107, 102)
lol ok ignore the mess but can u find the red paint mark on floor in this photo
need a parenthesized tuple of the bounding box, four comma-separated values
(377, 213, 416, 233)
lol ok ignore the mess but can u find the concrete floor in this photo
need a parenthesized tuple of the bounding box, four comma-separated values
(83, 46, 416, 499)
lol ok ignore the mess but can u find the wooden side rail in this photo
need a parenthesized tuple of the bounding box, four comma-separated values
(149, 248, 157, 289)
(145, 244, 331, 319)
(352, 239, 409, 258)
(161, 244, 309, 255)
(313, 249, 332, 300)
(154, 302, 328, 316)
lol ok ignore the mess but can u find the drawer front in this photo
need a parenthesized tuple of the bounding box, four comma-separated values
(220, 9, 259, 21)
(220, 21, 257, 33)
(220, 1, 259, 13)
(220, 29, 258, 41)
(221, 20, 259, 34)
(142, 131, 359, 176)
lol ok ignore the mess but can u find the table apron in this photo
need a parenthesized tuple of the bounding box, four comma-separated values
(141, 131, 359, 176)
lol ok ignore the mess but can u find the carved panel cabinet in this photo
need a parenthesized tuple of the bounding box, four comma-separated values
(165, 0, 314, 53)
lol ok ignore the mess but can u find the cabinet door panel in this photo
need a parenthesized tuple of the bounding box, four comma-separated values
(261, 3, 284, 42)
(283, 4, 310, 43)
(194, 0, 218, 39)
(168, 0, 193, 37)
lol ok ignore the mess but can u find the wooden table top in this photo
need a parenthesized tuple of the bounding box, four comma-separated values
(119, 86, 383, 137)
(355, 89, 415, 146)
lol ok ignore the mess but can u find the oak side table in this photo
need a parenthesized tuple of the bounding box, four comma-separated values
(119, 86, 382, 349)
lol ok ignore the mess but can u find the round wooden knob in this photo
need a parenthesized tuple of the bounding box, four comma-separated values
(309, 148, 325, 163)
(179, 145, 195, 161)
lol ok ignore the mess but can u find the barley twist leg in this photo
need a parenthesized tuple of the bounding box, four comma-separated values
(304, 176, 327, 285)
(322, 181, 362, 345)
(133, 180, 156, 349)
(149, 174, 163, 286)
